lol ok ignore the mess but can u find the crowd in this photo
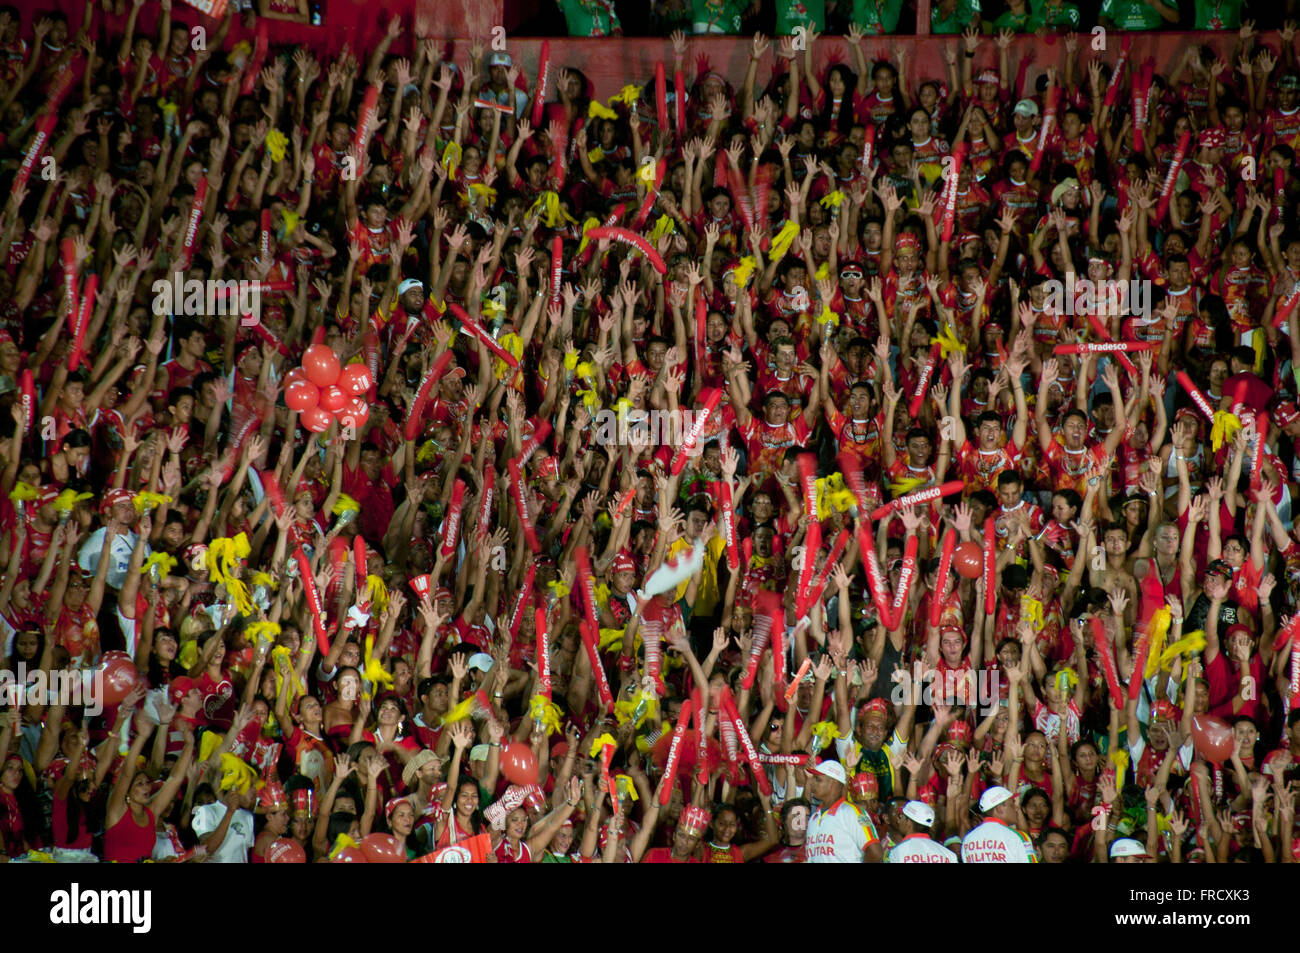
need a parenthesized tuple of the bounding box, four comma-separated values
(0, 1, 1297, 865)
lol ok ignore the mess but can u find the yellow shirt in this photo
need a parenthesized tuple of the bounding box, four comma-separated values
(668, 535, 727, 617)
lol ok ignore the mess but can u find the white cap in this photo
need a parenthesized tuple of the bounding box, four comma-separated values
(902, 800, 935, 828)
(1109, 837, 1148, 859)
(468, 653, 496, 672)
(487, 51, 512, 68)
(808, 760, 847, 785)
(397, 278, 423, 296)
(978, 785, 1013, 813)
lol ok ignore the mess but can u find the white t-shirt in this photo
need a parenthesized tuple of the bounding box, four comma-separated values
(961, 818, 1037, 863)
(191, 803, 255, 863)
(805, 799, 879, 863)
(889, 833, 958, 863)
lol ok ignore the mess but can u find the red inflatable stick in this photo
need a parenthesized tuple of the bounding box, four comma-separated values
(870, 481, 965, 520)
(179, 178, 209, 271)
(550, 234, 563, 311)
(1029, 88, 1060, 175)
(1103, 35, 1131, 109)
(259, 208, 272, 264)
(440, 479, 466, 559)
(518, 420, 553, 467)
(295, 547, 331, 656)
(446, 303, 521, 369)
(13, 112, 57, 197)
(720, 691, 772, 795)
(674, 69, 686, 138)
(655, 62, 668, 135)
(475, 468, 495, 543)
(859, 522, 895, 625)
(1083, 314, 1137, 376)
(941, 144, 968, 243)
(353, 534, 368, 594)
(719, 481, 741, 571)
(508, 457, 541, 553)
(535, 605, 551, 700)
(240, 21, 268, 96)
(585, 226, 668, 274)
(579, 621, 615, 709)
(261, 468, 287, 520)
(352, 83, 380, 170)
(1053, 341, 1157, 356)
(1175, 371, 1217, 422)
(632, 156, 666, 230)
(983, 517, 997, 615)
(884, 534, 920, 632)
(740, 598, 774, 691)
(530, 40, 551, 127)
(860, 123, 875, 175)
(659, 698, 693, 805)
(509, 564, 536, 642)
(1153, 130, 1191, 224)
(403, 349, 454, 442)
(692, 687, 709, 787)
(908, 343, 942, 418)
(668, 387, 722, 475)
(1091, 617, 1124, 710)
(929, 529, 957, 628)
(66, 275, 97, 373)
(60, 238, 78, 321)
(1128, 629, 1152, 701)
(18, 369, 35, 439)
(1250, 413, 1269, 491)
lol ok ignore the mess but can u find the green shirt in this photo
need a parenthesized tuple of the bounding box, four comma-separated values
(852, 0, 904, 33)
(1192, 0, 1241, 28)
(992, 7, 1044, 30)
(1099, 0, 1169, 30)
(931, 0, 980, 34)
(1029, 0, 1081, 27)
(691, 0, 747, 33)
(558, 0, 622, 36)
(776, 0, 826, 33)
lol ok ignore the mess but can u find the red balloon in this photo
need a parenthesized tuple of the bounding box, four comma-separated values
(284, 366, 308, 387)
(953, 541, 983, 580)
(1191, 715, 1235, 762)
(331, 845, 368, 863)
(500, 742, 539, 786)
(302, 344, 341, 388)
(284, 379, 320, 413)
(319, 385, 347, 413)
(100, 651, 142, 706)
(267, 838, 306, 863)
(650, 731, 723, 774)
(359, 833, 406, 863)
(300, 405, 334, 433)
(340, 397, 369, 431)
(338, 363, 373, 397)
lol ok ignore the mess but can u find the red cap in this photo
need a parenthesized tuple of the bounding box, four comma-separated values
(1151, 700, 1182, 722)
(611, 551, 637, 575)
(851, 772, 878, 799)
(33, 485, 61, 512)
(860, 698, 890, 720)
(1274, 401, 1300, 429)
(169, 676, 197, 706)
(679, 805, 712, 837)
(101, 488, 135, 514)
(258, 781, 288, 813)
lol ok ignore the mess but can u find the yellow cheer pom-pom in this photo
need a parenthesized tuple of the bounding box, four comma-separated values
(266, 128, 288, 163)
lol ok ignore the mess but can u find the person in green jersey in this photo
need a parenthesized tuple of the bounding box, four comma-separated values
(1098, 0, 1177, 31)
(1191, 0, 1242, 29)
(777, 0, 827, 33)
(691, 0, 749, 33)
(932, 0, 981, 34)
(992, 0, 1044, 32)
(1030, 0, 1081, 29)
(557, 0, 622, 36)
(852, 0, 905, 33)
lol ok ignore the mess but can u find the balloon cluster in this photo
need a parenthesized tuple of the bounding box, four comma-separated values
(284, 345, 373, 434)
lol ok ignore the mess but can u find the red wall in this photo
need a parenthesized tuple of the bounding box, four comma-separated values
(21, 0, 1273, 101)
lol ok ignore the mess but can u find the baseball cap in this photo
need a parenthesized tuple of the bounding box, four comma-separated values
(1275, 401, 1300, 429)
(808, 759, 847, 785)
(169, 676, 196, 706)
(902, 800, 935, 827)
(978, 785, 1013, 812)
(487, 51, 512, 68)
(398, 278, 423, 296)
(467, 653, 495, 672)
(976, 69, 999, 85)
(1109, 837, 1148, 858)
(1197, 126, 1226, 149)
(1013, 99, 1039, 118)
